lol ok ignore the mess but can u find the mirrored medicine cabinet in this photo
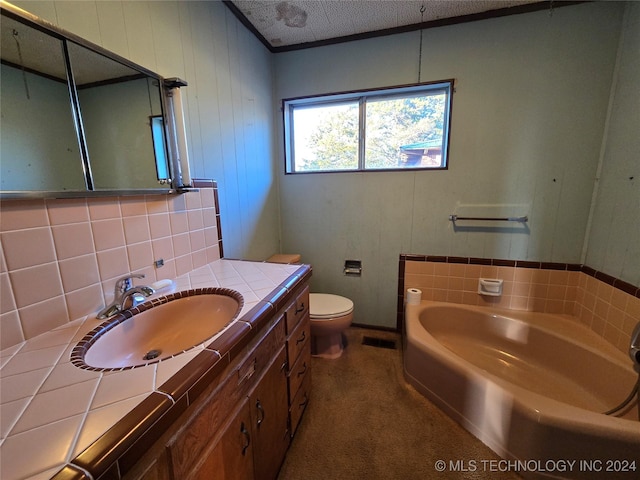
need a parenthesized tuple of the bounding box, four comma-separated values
(0, 2, 190, 199)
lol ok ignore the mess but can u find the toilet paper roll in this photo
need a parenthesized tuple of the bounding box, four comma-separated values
(406, 288, 422, 305)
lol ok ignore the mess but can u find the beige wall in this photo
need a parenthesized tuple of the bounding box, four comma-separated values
(274, 2, 631, 329)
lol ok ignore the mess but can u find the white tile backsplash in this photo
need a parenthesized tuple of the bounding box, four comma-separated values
(0, 188, 222, 348)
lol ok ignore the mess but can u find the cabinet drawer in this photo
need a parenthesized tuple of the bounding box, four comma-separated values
(287, 343, 310, 402)
(286, 315, 309, 368)
(289, 371, 311, 437)
(237, 316, 285, 392)
(285, 286, 309, 334)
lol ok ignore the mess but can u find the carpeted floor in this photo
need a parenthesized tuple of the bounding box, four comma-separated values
(277, 327, 521, 480)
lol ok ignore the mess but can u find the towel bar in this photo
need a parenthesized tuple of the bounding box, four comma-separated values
(449, 215, 528, 222)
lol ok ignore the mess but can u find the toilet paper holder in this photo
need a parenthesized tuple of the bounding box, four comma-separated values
(344, 260, 362, 276)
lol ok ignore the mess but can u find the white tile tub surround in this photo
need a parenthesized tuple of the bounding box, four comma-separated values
(0, 259, 301, 480)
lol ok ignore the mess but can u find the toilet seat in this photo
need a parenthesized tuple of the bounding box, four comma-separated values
(310, 293, 353, 319)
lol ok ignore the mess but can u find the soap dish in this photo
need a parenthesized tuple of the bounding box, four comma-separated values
(478, 278, 503, 297)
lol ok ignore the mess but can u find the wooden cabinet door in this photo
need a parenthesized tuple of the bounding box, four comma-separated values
(192, 400, 254, 480)
(250, 347, 290, 480)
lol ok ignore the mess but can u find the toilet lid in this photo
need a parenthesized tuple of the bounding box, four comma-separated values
(309, 293, 353, 318)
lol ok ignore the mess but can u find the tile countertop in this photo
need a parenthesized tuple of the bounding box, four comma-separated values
(0, 259, 311, 480)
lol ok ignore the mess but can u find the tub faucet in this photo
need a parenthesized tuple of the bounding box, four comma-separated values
(630, 321, 640, 372)
(97, 274, 154, 319)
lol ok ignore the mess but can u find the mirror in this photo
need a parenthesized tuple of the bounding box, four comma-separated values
(0, 13, 86, 192)
(0, 4, 181, 198)
(67, 41, 168, 190)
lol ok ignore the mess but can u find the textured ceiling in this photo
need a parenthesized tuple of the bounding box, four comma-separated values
(229, 0, 545, 50)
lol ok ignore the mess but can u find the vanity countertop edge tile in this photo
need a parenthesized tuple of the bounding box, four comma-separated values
(0, 259, 311, 480)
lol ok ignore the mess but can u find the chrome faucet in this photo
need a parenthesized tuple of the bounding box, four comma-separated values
(97, 274, 154, 319)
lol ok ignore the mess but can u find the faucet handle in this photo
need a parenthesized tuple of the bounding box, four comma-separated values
(115, 274, 146, 294)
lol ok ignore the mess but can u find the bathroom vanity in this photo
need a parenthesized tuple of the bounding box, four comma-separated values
(121, 282, 311, 480)
(0, 260, 311, 480)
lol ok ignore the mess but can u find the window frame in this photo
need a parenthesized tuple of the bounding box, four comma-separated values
(282, 79, 454, 174)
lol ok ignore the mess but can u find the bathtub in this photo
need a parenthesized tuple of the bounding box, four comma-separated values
(404, 301, 640, 480)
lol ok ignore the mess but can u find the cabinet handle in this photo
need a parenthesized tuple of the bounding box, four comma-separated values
(240, 422, 251, 455)
(297, 361, 307, 377)
(296, 331, 306, 345)
(256, 400, 265, 427)
(295, 302, 305, 314)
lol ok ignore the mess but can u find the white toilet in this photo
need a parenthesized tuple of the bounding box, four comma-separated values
(309, 293, 354, 359)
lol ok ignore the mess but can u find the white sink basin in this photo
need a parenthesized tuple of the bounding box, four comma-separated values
(74, 289, 243, 370)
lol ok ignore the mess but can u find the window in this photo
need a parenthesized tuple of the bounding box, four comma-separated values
(283, 80, 453, 174)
